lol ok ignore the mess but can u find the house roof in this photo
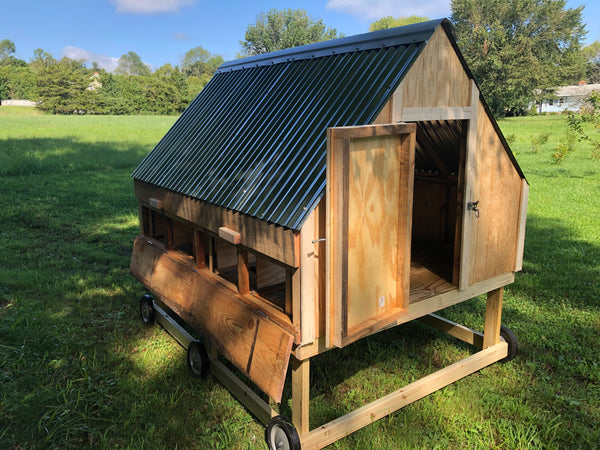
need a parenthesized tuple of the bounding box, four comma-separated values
(555, 83, 600, 98)
(132, 19, 451, 230)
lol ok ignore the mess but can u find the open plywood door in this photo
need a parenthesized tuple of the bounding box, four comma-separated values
(326, 123, 417, 348)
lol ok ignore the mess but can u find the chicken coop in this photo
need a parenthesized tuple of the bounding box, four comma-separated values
(129, 18, 527, 449)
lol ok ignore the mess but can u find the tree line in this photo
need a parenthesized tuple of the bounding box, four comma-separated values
(1, 3, 600, 117)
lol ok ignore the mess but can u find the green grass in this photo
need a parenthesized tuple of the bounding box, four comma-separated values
(0, 105, 44, 116)
(0, 113, 598, 449)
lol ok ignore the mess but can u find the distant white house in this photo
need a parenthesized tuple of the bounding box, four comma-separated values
(537, 82, 600, 113)
(87, 72, 102, 91)
(0, 99, 37, 107)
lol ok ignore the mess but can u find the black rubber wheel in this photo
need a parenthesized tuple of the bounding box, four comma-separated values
(187, 340, 209, 378)
(499, 325, 518, 363)
(265, 416, 301, 450)
(139, 294, 156, 325)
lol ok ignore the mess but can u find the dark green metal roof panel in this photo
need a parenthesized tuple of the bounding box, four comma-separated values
(132, 21, 442, 230)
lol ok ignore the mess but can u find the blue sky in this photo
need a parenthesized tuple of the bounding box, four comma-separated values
(2, 0, 599, 72)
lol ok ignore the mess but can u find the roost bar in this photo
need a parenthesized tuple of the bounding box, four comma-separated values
(129, 18, 527, 449)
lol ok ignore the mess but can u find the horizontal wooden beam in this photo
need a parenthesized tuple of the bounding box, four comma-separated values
(134, 181, 298, 267)
(299, 342, 508, 449)
(417, 313, 484, 348)
(219, 226, 241, 244)
(400, 107, 471, 122)
(148, 197, 163, 209)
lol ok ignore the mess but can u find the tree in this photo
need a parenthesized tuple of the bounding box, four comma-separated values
(0, 39, 16, 63)
(240, 8, 343, 56)
(180, 46, 223, 78)
(369, 15, 429, 32)
(451, 0, 586, 116)
(34, 57, 91, 114)
(30, 48, 55, 70)
(583, 41, 600, 84)
(115, 51, 151, 76)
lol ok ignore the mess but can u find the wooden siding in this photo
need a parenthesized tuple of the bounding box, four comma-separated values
(130, 237, 295, 402)
(134, 181, 298, 267)
(468, 99, 523, 284)
(398, 26, 471, 108)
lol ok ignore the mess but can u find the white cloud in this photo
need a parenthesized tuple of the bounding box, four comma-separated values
(172, 32, 191, 41)
(62, 46, 120, 72)
(111, 0, 196, 15)
(326, 0, 450, 21)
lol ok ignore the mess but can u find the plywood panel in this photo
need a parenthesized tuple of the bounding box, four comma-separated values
(347, 135, 404, 329)
(327, 124, 416, 347)
(130, 237, 294, 401)
(397, 26, 471, 109)
(469, 100, 523, 284)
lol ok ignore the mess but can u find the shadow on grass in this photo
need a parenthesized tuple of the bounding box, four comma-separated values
(0, 136, 151, 177)
(1, 136, 599, 447)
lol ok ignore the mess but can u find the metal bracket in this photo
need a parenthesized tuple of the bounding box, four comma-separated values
(467, 201, 480, 218)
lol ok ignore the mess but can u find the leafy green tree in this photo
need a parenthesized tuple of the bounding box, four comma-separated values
(180, 46, 223, 78)
(369, 15, 429, 31)
(30, 48, 55, 69)
(34, 57, 90, 113)
(115, 51, 151, 76)
(0, 39, 16, 63)
(0, 65, 35, 99)
(240, 8, 343, 56)
(451, 0, 586, 116)
(583, 41, 600, 84)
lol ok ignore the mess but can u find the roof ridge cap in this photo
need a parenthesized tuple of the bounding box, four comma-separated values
(218, 18, 446, 73)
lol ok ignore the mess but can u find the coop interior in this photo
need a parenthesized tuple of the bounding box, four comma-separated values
(408, 119, 465, 303)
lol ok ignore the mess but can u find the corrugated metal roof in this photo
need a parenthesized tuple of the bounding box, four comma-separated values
(132, 20, 445, 230)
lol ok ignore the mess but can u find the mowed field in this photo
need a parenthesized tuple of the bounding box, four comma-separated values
(0, 108, 598, 449)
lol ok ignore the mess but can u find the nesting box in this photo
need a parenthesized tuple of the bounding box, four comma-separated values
(130, 18, 527, 449)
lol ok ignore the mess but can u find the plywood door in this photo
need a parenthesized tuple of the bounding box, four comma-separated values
(460, 84, 525, 289)
(327, 124, 416, 347)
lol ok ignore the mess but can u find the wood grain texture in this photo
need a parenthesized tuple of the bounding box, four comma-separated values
(483, 287, 503, 348)
(219, 226, 241, 245)
(134, 181, 297, 267)
(300, 342, 508, 449)
(514, 179, 529, 271)
(398, 26, 471, 109)
(327, 124, 416, 347)
(468, 98, 523, 285)
(130, 236, 294, 402)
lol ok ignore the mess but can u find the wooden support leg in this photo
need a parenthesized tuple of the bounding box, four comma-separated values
(193, 228, 207, 269)
(291, 356, 310, 435)
(483, 287, 503, 349)
(237, 248, 250, 295)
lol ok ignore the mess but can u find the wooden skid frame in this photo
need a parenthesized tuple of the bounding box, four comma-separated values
(151, 287, 508, 449)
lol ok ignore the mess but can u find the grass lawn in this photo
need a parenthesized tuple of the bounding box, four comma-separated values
(0, 112, 598, 449)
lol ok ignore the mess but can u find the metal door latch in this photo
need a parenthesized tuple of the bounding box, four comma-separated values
(467, 201, 480, 218)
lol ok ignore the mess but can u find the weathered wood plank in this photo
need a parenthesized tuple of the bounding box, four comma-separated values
(398, 26, 471, 109)
(292, 356, 310, 435)
(219, 226, 241, 245)
(400, 106, 471, 121)
(459, 80, 480, 290)
(300, 342, 508, 449)
(130, 236, 294, 402)
(327, 124, 416, 348)
(134, 181, 297, 267)
(483, 287, 503, 348)
(515, 179, 529, 272)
